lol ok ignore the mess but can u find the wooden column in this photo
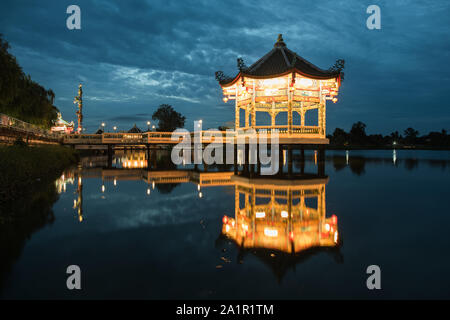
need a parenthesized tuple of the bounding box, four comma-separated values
(288, 77, 293, 134)
(271, 101, 276, 128)
(251, 187, 256, 218)
(319, 103, 324, 137)
(251, 81, 256, 128)
(245, 106, 249, 128)
(300, 102, 305, 127)
(322, 102, 327, 137)
(235, 86, 239, 129)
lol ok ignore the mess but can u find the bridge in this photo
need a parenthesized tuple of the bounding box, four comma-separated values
(1, 112, 328, 148)
(0, 113, 61, 145)
(63, 128, 328, 149)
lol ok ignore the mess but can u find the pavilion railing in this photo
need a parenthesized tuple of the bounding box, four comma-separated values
(236, 125, 321, 135)
(0, 113, 60, 140)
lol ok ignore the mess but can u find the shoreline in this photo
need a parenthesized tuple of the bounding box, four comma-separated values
(0, 145, 79, 205)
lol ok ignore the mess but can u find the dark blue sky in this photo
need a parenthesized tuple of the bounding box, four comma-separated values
(1, 0, 449, 134)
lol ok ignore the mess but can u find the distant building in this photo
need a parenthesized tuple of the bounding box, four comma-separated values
(51, 113, 74, 134)
(128, 124, 142, 133)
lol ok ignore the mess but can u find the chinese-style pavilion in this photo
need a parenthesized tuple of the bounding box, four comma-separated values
(216, 34, 342, 144)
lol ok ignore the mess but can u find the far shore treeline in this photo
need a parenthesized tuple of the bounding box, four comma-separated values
(328, 121, 450, 148)
(0, 34, 58, 128)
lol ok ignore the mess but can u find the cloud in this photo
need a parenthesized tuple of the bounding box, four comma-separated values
(0, 0, 449, 133)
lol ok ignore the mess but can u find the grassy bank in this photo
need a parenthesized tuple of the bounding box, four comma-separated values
(0, 145, 78, 204)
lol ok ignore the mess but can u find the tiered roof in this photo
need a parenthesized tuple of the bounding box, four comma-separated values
(217, 34, 340, 86)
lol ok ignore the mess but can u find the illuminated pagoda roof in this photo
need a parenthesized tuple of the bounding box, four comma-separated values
(217, 34, 340, 86)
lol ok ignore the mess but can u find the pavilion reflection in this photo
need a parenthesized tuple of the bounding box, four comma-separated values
(221, 175, 338, 254)
(217, 173, 341, 280)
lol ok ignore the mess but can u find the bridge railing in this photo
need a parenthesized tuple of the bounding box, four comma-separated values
(63, 134, 102, 144)
(103, 133, 147, 144)
(62, 126, 324, 145)
(0, 113, 60, 140)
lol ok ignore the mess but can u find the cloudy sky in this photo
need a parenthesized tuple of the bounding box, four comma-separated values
(1, 0, 449, 134)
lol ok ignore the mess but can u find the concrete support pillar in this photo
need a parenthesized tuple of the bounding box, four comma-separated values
(300, 147, 305, 174)
(256, 143, 261, 175)
(107, 145, 113, 168)
(146, 145, 151, 170)
(244, 143, 249, 174)
(234, 143, 238, 174)
(288, 145, 293, 177)
(318, 146, 325, 176)
(278, 145, 284, 176)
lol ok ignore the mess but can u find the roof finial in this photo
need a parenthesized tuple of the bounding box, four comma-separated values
(274, 34, 286, 47)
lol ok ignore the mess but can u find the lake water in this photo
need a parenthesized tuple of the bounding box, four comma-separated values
(1, 149, 450, 299)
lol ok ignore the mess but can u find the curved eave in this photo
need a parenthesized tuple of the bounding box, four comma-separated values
(219, 68, 340, 88)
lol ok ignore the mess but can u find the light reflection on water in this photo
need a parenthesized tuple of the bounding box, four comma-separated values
(1, 149, 450, 299)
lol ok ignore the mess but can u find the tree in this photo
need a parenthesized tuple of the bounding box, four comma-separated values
(330, 128, 348, 146)
(349, 121, 367, 145)
(389, 131, 402, 144)
(404, 127, 419, 145)
(0, 34, 58, 128)
(151, 104, 186, 132)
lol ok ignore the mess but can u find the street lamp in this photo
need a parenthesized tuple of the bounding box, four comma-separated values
(101, 122, 106, 132)
(152, 125, 156, 131)
(147, 121, 151, 132)
(113, 126, 117, 132)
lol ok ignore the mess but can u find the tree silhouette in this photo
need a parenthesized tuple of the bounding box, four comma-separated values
(404, 128, 419, 145)
(0, 34, 58, 127)
(349, 121, 367, 145)
(152, 104, 186, 132)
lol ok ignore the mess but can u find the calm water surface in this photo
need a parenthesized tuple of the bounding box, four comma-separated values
(1, 149, 450, 299)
